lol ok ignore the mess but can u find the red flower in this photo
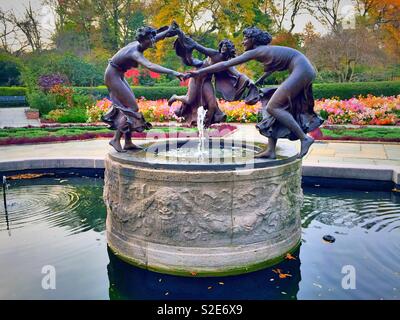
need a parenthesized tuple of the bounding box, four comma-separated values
(125, 69, 140, 85)
(180, 78, 189, 87)
(149, 71, 161, 79)
(125, 69, 139, 78)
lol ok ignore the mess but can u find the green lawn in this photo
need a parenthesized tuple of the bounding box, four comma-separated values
(321, 127, 400, 140)
(0, 125, 197, 139)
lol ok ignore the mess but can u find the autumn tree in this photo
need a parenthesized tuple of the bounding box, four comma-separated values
(304, 26, 385, 82)
(263, 0, 305, 33)
(304, 0, 344, 33)
(0, 9, 17, 53)
(354, 0, 400, 59)
(6, 3, 44, 53)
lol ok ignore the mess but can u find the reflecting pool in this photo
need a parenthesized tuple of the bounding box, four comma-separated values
(0, 177, 399, 299)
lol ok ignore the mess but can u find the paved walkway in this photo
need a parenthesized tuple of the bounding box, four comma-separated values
(229, 124, 400, 167)
(0, 107, 40, 129)
(0, 123, 398, 166)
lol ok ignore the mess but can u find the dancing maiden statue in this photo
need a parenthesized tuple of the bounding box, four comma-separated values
(103, 23, 184, 152)
(169, 25, 259, 127)
(187, 27, 324, 159)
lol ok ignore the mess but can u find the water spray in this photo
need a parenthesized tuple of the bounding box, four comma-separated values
(197, 106, 207, 158)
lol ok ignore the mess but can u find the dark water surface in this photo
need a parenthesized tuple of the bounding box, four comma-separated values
(0, 177, 399, 300)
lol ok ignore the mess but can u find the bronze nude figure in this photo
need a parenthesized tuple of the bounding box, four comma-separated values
(186, 27, 324, 159)
(103, 23, 184, 152)
(169, 26, 259, 127)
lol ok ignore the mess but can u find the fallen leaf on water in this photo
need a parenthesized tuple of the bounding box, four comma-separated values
(190, 272, 197, 276)
(273, 268, 292, 279)
(285, 253, 296, 260)
(8, 173, 47, 180)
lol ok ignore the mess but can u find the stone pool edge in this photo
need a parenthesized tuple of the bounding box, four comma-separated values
(0, 157, 399, 190)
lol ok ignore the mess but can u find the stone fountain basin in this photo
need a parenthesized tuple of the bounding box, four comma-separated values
(104, 138, 302, 276)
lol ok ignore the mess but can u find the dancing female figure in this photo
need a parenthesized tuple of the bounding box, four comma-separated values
(169, 27, 258, 127)
(187, 27, 323, 159)
(103, 23, 184, 152)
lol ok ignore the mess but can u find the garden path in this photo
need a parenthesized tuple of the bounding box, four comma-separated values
(0, 107, 40, 129)
(0, 124, 398, 168)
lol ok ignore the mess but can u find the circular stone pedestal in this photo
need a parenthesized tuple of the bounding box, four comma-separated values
(104, 139, 303, 276)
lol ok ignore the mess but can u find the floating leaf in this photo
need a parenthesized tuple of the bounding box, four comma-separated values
(273, 268, 292, 279)
(190, 272, 197, 276)
(8, 173, 48, 180)
(285, 253, 296, 260)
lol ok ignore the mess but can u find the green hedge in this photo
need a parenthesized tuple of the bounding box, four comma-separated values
(0, 87, 28, 96)
(1, 81, 399, 101)
(74, 86, 188, 100)
(312, 81, 400, 100)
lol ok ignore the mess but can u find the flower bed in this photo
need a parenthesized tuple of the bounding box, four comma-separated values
(86, 95, 400, 126)
(314, 95, 400, 125)
(86, 98, 263, 123)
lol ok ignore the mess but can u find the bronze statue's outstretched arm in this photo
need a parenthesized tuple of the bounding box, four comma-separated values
(155, 21, 180, 42)
(191, 50, 256, 77)
(134, 53, 183, 79)
(191, 41, 219, 57)
(155, 29, 171, 42)
(176, 28, 218, 57)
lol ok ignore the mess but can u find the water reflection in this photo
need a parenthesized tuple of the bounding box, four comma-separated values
(107, 246, 302, 300)
(1, 178, 399, 299)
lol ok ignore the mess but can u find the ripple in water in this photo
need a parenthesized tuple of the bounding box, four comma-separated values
(0, 178, 105, 234)
(302, 189, 400, 233)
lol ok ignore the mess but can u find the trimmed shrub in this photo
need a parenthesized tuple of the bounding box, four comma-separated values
(0, 87, 28, 96)
(75, 86, 188, 100)
(1, 81, 399, 104)
(57, 108, 89, 123)
(26, 91, 57, 115)
(313, 81, 400, 100)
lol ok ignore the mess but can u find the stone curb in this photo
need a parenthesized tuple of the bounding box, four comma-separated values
(0, 157, 399, 186)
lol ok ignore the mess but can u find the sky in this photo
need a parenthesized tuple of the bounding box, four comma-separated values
(1, 0, 357, 39)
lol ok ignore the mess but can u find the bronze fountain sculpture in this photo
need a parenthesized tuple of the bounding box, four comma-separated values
(103, 23, 323, 276)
